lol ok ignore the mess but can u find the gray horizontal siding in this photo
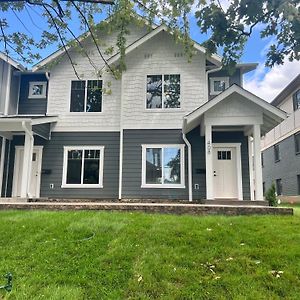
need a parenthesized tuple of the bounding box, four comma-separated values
(32, 123, 51, 140)
(122, 129, 189, 200)
(263, 133, 300, 196)
(18, 74, 48, 115)
(40, 132, 120, 199)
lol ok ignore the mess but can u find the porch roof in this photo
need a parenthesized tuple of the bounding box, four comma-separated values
(183, 84, 287, 135)
(0, 115, 58, 140)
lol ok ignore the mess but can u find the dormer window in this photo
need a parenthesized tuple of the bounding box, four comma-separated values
(146, 74, 180, 109)
(210, 77, 229, 95)
(293, 89, 300, 111)
(28, 81, 47, 99)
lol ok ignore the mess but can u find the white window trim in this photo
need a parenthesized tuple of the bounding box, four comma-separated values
(209, 77, 229, 96)
(69, 79, 103, 113)
(61, 146, 105, 188)
(145, 74, 182, 110)
(28, 81, 47, 99)
(141, 144, 185, 188)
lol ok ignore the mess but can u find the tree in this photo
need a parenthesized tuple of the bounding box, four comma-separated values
(0, 0, 299, 76)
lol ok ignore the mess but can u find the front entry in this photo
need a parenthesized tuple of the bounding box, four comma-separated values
(212, 143, 242, 199)
(12, 146, 43, 198)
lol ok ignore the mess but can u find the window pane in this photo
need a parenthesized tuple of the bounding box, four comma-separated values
(83, 150, 100, 184)
(66, 150, 82, 184)
(70, 81, 85, 112)
(276, 179, 282, 195)
(87, 80, 102, 112)
(214, 80, 226, 92)
(293, 90, 300, 111)
(164, 147, 181, 184)
(147, 75, 162, 108)
(164, 74, 180, 108)
(146, 148, 162, 184)
(274, 144, 280, 161)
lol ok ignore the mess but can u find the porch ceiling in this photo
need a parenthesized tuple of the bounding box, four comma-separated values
(183, 84, 287, 135)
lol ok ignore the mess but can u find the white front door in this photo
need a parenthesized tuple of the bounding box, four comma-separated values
(12, 146, 43, 198)
(213, 146, 239, 199)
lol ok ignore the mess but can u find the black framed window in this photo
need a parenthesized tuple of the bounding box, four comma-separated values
(293, 89, 300, 111)
(70, 80, 102, 112)
(263, 182, 265, 195)
(274, 144, 280, 162)
(276, 178, 282, 196)
(297, 175, 300, 195)
(295, 132, 300, 154)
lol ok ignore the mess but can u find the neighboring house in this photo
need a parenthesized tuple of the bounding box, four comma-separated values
(0, 17, 286, 201)
(261, 74, 300, 202)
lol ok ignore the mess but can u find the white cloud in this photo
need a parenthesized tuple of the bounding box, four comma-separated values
(244, 59, 300, 102)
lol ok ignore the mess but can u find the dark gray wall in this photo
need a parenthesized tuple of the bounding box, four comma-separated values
(5, 132, 120, 199)
(32, 123, 50, 140)
(18, 74, 48, 115)
(122, 129, 250, 200)
(122, 129, 189, 199)
(263, 133, 300, 196)
(208, 69, 242, 100)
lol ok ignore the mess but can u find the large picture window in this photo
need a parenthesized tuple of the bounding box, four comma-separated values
(62, 146, 104, 188)
(70, 80, 102, 112)
(141, 144, 185, 188)
(146, 74, 180, 109)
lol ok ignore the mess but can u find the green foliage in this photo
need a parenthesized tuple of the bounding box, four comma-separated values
(265, 182, 278, 207)
(0, 0, 299, 72)
(1, 210, 300, 299)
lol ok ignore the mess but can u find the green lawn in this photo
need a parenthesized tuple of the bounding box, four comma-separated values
(0, 210, 300, 299)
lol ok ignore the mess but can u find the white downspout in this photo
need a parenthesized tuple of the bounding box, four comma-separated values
(182, 119, 193, 202)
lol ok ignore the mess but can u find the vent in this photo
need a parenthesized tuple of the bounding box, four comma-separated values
(174, 52, 183, 58)
(144, 53, 153, 59)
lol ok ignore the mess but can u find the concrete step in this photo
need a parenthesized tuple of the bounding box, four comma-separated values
(202, 200, 268, 206)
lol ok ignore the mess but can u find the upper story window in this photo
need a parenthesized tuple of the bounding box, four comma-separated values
(146, 74, 180, 109)
(293, 89, 300, 111)
(210, 77, 229, 96)
(28, 81, 47, 99)
(295, 132, 300, 154)
(276, 178, 282, 196)
(70, 80, 102, 112)
(261, 152, 264, 167)
(274, 144, 280, 162)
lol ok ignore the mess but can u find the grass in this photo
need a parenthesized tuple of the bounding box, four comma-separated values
(0, 210, 300, 299)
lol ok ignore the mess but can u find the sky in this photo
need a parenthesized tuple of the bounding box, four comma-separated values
(1, 1, 299, 103)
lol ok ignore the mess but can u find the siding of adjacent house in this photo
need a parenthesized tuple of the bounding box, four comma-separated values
(18, 74, 48, 115)
(263, 133, 300, 196)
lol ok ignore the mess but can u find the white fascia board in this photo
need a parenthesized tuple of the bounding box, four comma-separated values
(31, 116, 59, 125)
(0, 52, 26, 71)
(184, 85, 287, 133)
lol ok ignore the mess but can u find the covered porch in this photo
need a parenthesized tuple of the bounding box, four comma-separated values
(183, 85, 287, 202)
(0, 116, 57, 198)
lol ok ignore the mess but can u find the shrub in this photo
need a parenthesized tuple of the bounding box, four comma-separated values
(265, 182, 278, 207)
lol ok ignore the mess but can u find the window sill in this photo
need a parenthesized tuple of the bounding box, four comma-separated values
(65, 112, 103, 115)
(275, 159, 280, 163)
(141, 184, 185, 189)
(61, 184, 103, 189)
(144, 108, 183, 113)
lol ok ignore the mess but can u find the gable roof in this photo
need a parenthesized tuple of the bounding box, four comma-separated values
(0, 52, 25, 71)
(183, 84, 287, 135)
(271, 74, 300, 107)
(104, 24, 222, 68)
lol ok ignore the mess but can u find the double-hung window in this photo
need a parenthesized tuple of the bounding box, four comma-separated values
(293, 89, 300, 111)
(70, 80, 102, 112)
(146, 74, 181, 109)
(141, 144, 185, 188)
(62, 146, 104, 188)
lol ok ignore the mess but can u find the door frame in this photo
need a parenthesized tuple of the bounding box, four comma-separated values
(12, 146, 43, 198)
(212, 143, 243, 200)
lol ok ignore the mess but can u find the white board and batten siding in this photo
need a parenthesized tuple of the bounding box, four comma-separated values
(47, 24, 150, 132)
(122, 31, 207, 130)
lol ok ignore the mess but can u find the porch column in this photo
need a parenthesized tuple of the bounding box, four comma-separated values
(205, 124, 214, 199)
(253, 124, 263, 201)
(248, 136, 255, 201)
(20, 131, 34, 198)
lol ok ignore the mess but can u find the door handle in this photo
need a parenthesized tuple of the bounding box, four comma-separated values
(213, 171, 217, 177)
